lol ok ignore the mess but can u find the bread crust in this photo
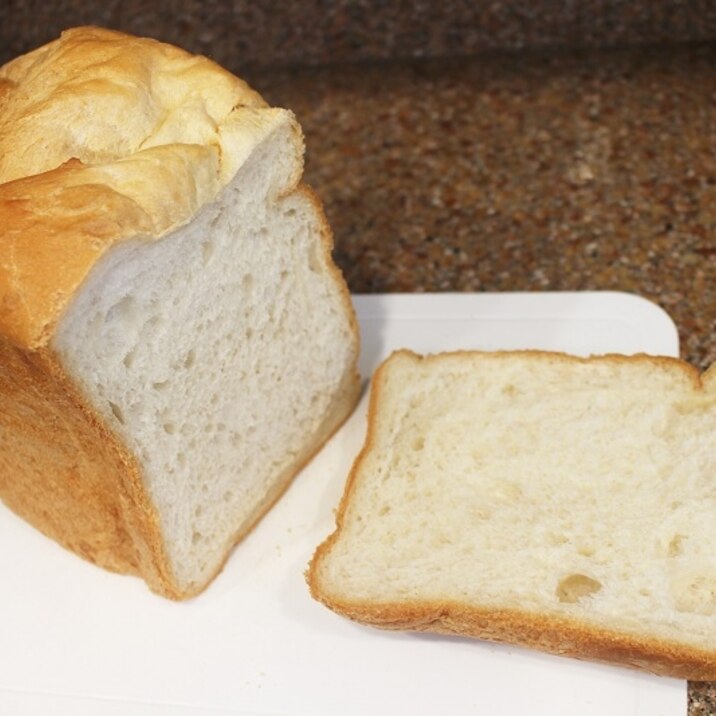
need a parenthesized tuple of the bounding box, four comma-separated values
(0, 337, 177, 595)
(308, 349, 716, 680)
(0, 27, 267, 186)
(0, 27, 289, 351)
(0, 28, 360, 599)
(309, 596, 716, 680)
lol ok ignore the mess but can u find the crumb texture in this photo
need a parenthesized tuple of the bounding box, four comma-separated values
(53, 122, 357, 594)
(313, 351, 716, 659)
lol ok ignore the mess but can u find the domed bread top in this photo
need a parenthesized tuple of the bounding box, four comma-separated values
(0, 27, 302, 349)
(0, 26, 268, 182)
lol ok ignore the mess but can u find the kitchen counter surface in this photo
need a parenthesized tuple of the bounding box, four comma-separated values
(250, 43, 716, 370)
(248, 42, 716, 713)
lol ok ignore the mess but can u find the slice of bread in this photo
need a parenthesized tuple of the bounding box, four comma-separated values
(309, 349, 716, 679)
(0, 28, 360, 599)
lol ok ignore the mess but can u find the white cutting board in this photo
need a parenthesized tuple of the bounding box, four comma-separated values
(0, 292, 685, 716)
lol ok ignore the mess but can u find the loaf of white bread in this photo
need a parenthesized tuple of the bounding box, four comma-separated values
(309, 350, 716, 680)
(0, 27, 360, 599)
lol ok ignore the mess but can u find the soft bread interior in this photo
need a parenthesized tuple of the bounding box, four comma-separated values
(314, 351, 716, 651)
(52, 121, 357, 595)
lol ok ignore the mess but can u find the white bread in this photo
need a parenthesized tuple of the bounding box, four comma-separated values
(0, 27, 360, 599)
(309, 349, 716, 680)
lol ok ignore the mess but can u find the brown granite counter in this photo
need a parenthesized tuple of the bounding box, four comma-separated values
(2, 0, 716, 68)
(246, 42, 716, 713)
(249, 42, 716, 371)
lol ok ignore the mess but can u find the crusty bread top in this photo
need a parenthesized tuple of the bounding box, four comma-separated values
(0, 26, 267, 182)
(0, 27, 302, 349)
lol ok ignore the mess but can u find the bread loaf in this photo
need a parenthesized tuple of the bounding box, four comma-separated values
(0, 27, 360, 599)
(309, 350, 716, 679)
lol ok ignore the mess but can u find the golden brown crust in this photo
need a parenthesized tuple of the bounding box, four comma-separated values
(308, 348, 716, 680)
(387, 347, 701, 383)
(0, 160, 155, 348)
(308, 352, 395, 592)
(313, 596, 716, 680)
(0, 27, 266, 184)
(0, 337, 175, 593)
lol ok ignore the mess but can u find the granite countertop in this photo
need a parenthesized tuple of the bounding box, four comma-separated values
(248, 42, 716, 373)
(3, 1, 716, 70)
(247, 42, 716, 713)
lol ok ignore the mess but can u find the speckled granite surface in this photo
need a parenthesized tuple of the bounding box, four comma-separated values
(1, 0, 716, 68)
(249, 42, 716, 373)
(246, 43, 716, 713)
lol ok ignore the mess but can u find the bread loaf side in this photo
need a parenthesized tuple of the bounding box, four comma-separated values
(0, 28, 360, 598)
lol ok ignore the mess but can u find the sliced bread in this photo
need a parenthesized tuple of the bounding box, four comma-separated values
(309, 349, 716, 679)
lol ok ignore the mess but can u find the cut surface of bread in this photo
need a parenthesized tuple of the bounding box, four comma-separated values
(0, 28, 359, 599)
(309, 350, 716, 679)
